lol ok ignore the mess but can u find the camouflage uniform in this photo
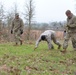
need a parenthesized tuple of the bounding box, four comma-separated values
(63, 15, 76, 50)
(11, 14, 24, 45)
(35, 30, 61, 50)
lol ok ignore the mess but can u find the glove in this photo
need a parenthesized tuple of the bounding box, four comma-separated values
(11, 30, 13, 34)
(64, 30, 66, 33)
(20, 29, 23, 34)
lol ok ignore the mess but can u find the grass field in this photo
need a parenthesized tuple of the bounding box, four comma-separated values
(0, 41, 76, 75)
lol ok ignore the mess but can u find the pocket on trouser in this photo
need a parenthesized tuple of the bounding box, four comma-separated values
(63, 34, 70, 49)
(14, 32, 21, 40)
(72, 38, 76, 48)
(63, 39, 69, 49)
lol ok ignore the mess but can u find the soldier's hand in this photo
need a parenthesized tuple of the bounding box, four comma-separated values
(64, 30, 66, 33)
(20, 29, 23, 34)
(11, 30, 13, 34)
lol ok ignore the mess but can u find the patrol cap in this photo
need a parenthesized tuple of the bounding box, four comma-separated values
(65, 10, 71, 14)
(15, 13, 19, 16)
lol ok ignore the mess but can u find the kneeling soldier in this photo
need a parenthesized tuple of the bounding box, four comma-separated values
(34, 30, 61, 50)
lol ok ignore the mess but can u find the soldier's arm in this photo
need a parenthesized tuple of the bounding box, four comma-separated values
(11, 21, 14, 34)
(11, 21, 14, 30)
(68, 23, 76, 27)
(68, 17, 76, 27)
(64, 24, 68, 31)
(20, 19, 24, 30)
(35, 36, 41, 48)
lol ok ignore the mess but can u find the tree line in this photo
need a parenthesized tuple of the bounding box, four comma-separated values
(0, 0, 66, 42)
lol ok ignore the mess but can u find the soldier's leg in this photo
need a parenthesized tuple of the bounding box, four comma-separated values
(46, 36, 53, 50)
(63, 33, 70, 50)
(14, 31, 22, 45)
(18, 33, 22, 45)
(52, 34, 61, 49)
(71, 33, 76, 51)
(51, 44, 54, 49)
(14, 32, 19, 45)
(17, 33, 22, 45)
(15, 30, 23, 45)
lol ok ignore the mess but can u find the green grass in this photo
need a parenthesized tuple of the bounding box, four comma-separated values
(0, 41, 76, 75)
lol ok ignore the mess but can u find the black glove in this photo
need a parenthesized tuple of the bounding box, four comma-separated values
(20, 29, 23, 34)
(64, 30, 66, 33)
(11, 30, 13, 34)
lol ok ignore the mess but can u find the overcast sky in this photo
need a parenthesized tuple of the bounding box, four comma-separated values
(0, 0, 76, 23)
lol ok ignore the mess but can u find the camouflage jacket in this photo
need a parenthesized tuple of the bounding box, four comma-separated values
(65, 15, 76, 33)
(12, 18, 24, 32)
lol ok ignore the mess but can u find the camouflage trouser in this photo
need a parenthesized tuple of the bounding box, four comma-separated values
(14, 30, 22, 44)
(51, 34, 61, 47)
(46, 34, 61, 49)
(63, 32, 76, 50)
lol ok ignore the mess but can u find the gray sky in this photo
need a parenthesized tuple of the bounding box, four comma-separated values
(0, 0, 76, 23)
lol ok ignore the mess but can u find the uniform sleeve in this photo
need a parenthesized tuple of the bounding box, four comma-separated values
(20, 19, 24, 30)
(68, 17, 76, 27)
(64, 24, 68, 31)
(11, 20, 14, 30)
(35, 36, 41, 47)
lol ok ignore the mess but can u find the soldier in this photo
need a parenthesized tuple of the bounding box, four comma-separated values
(11, 13, 24, 46)
(34, 30, 61, 50)
(62, 10, 76, 52)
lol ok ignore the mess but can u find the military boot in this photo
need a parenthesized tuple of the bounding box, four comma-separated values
(13, 42, 18, 46)
(20, 40, 23, 45)
(58, 44, 61, 49)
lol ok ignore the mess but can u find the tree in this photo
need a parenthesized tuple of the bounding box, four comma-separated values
(0, 2, 6, 41)
(12, 2, 18, 14)
(0, 2, 5, 31)
(5, 3, 18, 42)
(24, 0, 35, 40)
(6, 2, 18, 29)
(41, 23, 49, 30)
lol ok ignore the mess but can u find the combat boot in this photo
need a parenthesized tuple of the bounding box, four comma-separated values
(60, 49, 67, 53)
(58, 44, 61, 49)
(20, 40, 23, 45)
(13, 42, 18, 46)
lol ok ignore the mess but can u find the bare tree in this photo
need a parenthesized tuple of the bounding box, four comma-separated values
(0, 2, 6, 41)
(24, 0, 35, 40)
(6, 3, 18, 42)
(12, 2, 18, 14)
(0, 2, 5, 31)
(7, 2, 18, 29)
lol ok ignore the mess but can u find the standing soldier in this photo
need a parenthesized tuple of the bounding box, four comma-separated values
(34, 30, 61, 50)
(11, 13, 24, 46)
(62, 10, 76, 52)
